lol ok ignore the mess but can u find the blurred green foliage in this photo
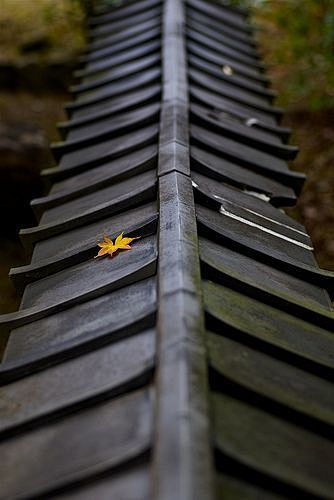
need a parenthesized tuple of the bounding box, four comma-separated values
(231, 0, 334, 110)
(1, 0, 333, 109)
(0, 0, 86, 63)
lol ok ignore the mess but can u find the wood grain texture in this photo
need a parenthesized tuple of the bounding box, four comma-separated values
(0, 0, 333, 498)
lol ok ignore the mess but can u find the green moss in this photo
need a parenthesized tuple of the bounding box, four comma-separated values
(0, 0, 86, 65)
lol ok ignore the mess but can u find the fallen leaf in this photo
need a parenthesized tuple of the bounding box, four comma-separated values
(94, 232, 140, 258)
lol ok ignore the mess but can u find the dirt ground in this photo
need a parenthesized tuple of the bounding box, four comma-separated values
(283, 109, 334, 271)
(0, 92, 66, 313)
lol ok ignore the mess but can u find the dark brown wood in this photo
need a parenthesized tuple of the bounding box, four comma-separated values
(2, 279, 156, 383)
(213, 392, 334, 498)
(43, 124, 159, 181)
(0, 389, 153, 499)
(154, 1, 213, 499)
(0, 1, 333, 499)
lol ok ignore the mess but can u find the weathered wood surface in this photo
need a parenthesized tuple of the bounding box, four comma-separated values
(0, 0, 333, 498)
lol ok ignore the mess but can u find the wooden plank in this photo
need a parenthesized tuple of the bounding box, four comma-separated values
(67, 67, 161, 110)
(0, 389, 153, 500)
(191, 125, 305, 189)
(81, 26, 160, 64)
(154, 1, 213, 499)
(31, 202, 157, 263)
(40, 170, 156, 225)
(54, 464, 151, 500)
(62, 85, 160, 126)
(20, 171, 157, 249)
(190, 84, 280, 127)
(89, 7, 161, 39)
(32, 145, 158, 215)
(187, 17, 259, 57)
(188, 41, 268, 83)
(21, 236, 156, 310)
(155, 171, 213, 500)
(215, 473, 285, 500)
(193, 173, 310, 241)
(212, 392, 334, 498)
(208, 332, 334, 429)
(200, 237, 332, 312)
(189, 54, 274, 98)
(0, 1, 332, 498)
(197, 204, 316, 265)
(197, 205, 334, 299)
(187, 6, 254, 45)
(11, 204, 157, 290)
(2, 278, 156, 382)
(52, 103, 160, 157)
(71, 53, 161, 94)
(43, 124, 159, 181)
(89, 18, 161, 52)
(89, 0, 161, 26)
(0, 329, 155, 436)
(191, 146, 297, 206)
(191, 103, 298, 159)
(0, 236, 157, 334)
(76, 40, 161, 78)
(187, 0, 252, 33)
(189, 68, 282, 116)
(203, 281, 334, 379)
(187, 28, 262, 67)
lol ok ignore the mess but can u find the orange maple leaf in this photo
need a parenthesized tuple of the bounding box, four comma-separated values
(94, 232, 140, 258)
